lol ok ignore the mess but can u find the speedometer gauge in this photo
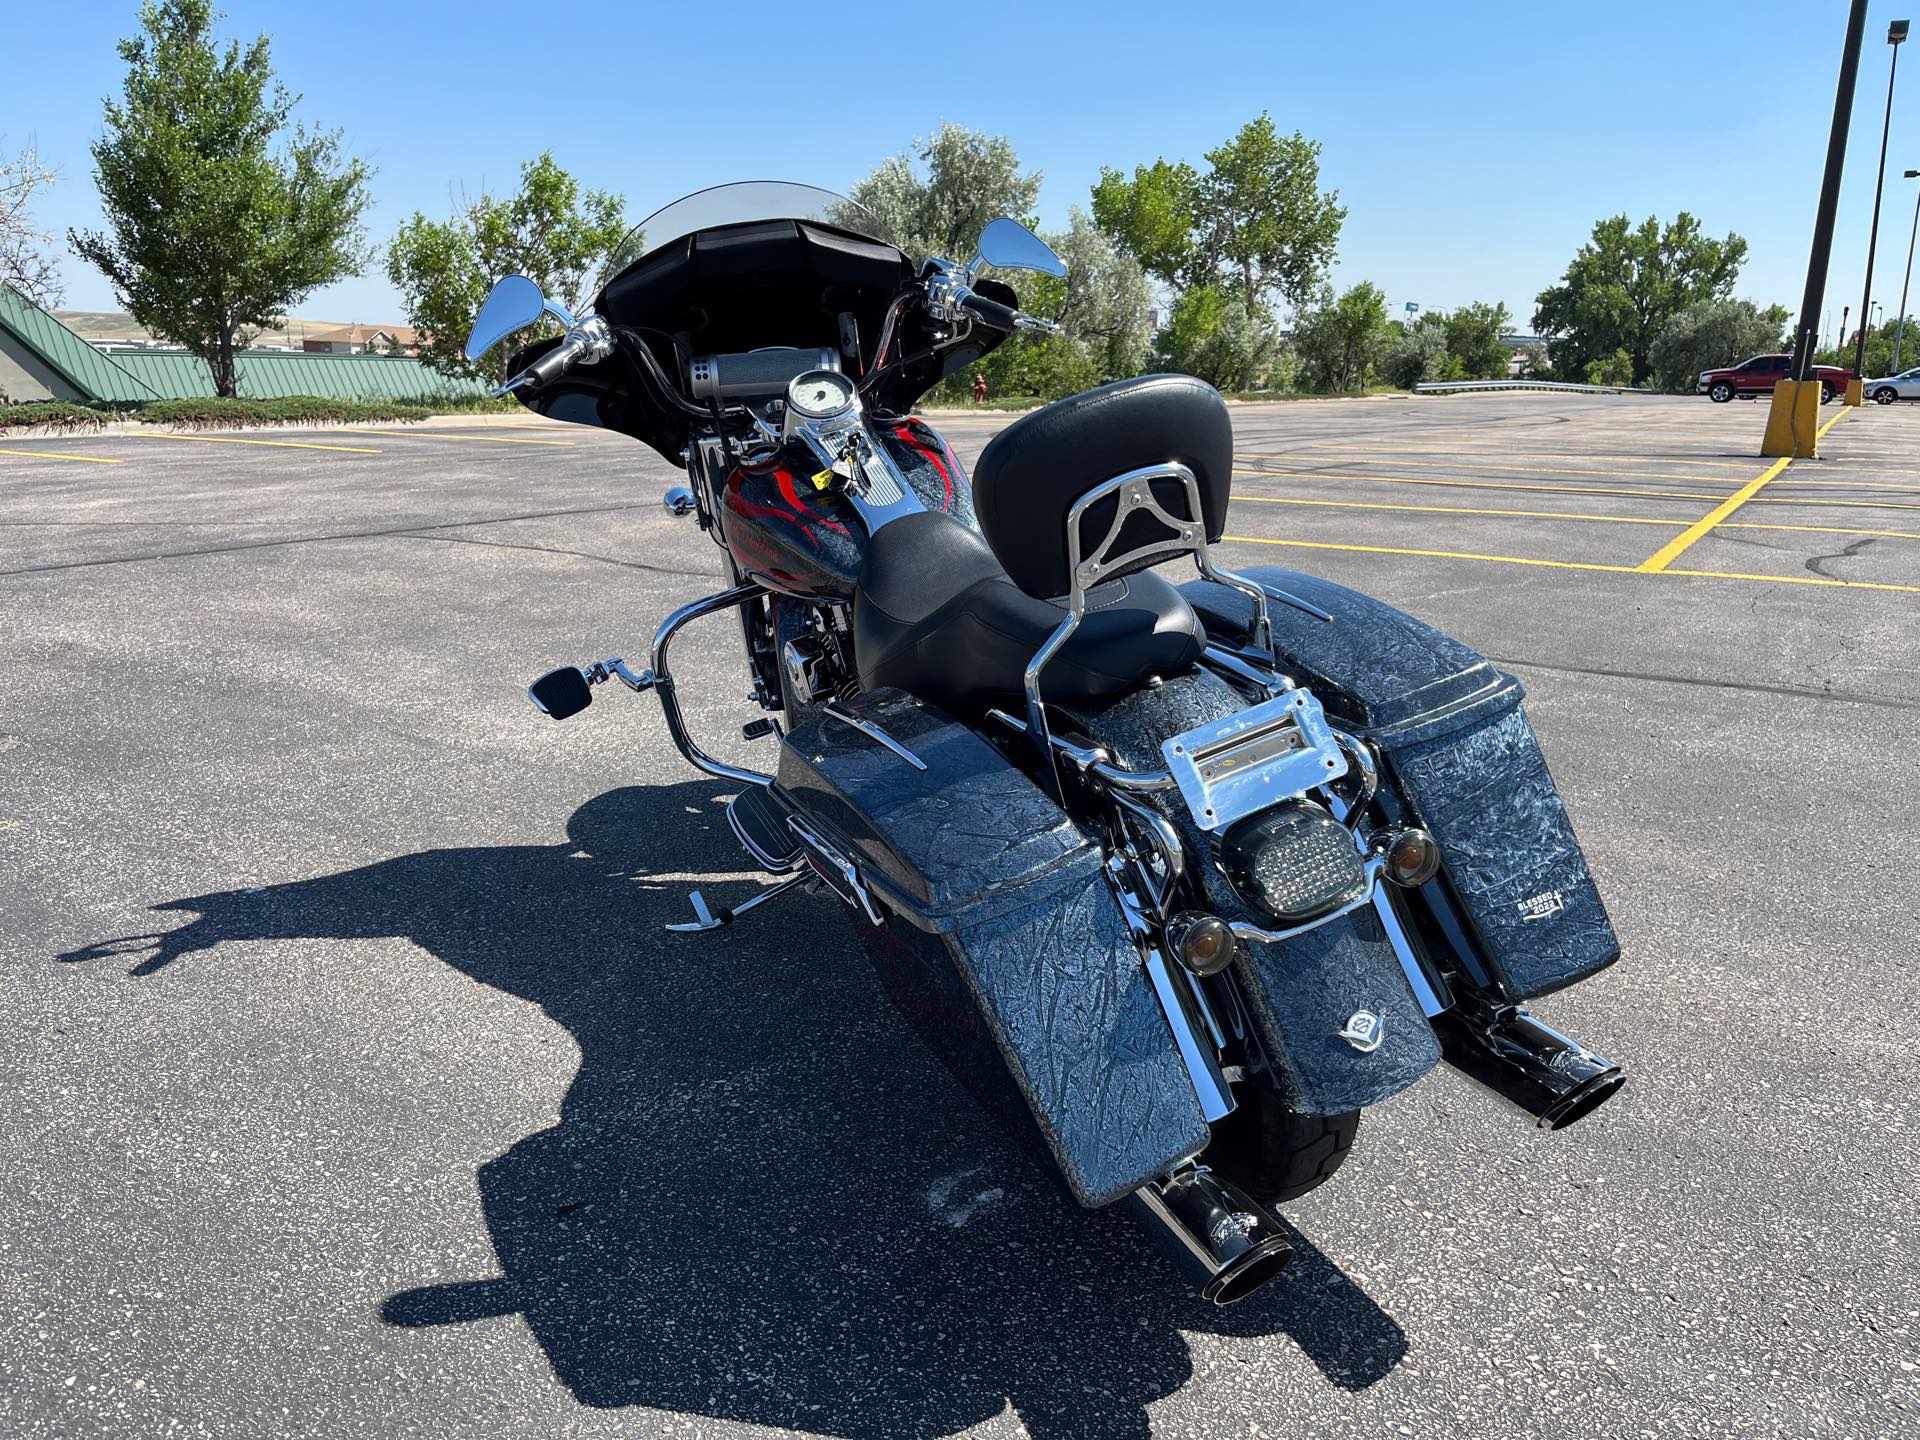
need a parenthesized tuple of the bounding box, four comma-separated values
(786, 369, 857, 420)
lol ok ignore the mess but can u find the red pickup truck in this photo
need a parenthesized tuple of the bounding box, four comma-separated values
(1698, 354, 1855, 403)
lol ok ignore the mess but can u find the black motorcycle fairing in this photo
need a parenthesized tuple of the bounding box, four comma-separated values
(532, 221, 1021, 457)
(598, 219, 912, 362)
(973, 375, 1235, 600)
(852, 510, 1206, 710)
(774, 688, 1211, 1206)
(1181, 566, 1621, 1000)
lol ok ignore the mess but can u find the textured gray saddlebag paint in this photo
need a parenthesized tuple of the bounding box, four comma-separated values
(1067, 670, 1442, 1116)
(776, 688, 1210, 1206)
(1180, 568, 1620, 999)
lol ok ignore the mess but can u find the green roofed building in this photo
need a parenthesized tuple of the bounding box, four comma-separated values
(0, 284, 486, 405)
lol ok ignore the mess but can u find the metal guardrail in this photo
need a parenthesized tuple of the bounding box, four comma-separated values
(1414, 379, 1655, 396)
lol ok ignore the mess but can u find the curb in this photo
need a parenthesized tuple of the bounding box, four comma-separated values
(0, 411, 574, 441)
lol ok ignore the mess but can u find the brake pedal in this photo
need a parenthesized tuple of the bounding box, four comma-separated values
(665, 873, 809, 933)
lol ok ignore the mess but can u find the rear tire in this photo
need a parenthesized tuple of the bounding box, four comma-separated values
(1205, 1088, 1361, 1204)
(1708, 380, 1733, 403)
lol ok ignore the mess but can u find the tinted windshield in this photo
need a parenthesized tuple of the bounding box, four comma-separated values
(586, 181, 899, 309)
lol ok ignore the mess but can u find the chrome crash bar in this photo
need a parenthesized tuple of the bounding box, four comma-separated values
(642, 581, 775, 788)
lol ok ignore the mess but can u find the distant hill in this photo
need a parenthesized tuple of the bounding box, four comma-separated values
(52, 310, 398, 349)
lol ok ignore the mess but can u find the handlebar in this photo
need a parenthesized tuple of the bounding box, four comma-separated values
(960, 291, 1021, 330)
(526, 332, 591, 386)
(492, 315, 614, 397)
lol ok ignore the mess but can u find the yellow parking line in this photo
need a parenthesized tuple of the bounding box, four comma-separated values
(1283, 444, 1755, 470)
(1637, 406, 1852, 573)
(134, 432, 381, 454)
(1231, 492, 1920, 543)
(0, 447, 123, 465)
(1222, 534, 1641, 574)
(1766, 477, 1920, 492)
(1751, 494, 1920, 513)
(1242, 451, 1750, 485)
(1721, 520, 1920, 541)
(1221, 533, 1920, 594)
(1664, 567, 1920, 594)
(1234, 468, 1724, 503)
(1232, 494, 1688, 526)
(353, 428, 574, 446)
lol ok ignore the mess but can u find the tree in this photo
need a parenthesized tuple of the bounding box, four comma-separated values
(1045, 209, 1154, 378)
(69, 0, 372, 397)
(1, 140, 62, 307)
(1816, 315, 1910, 381)
(1087, 159, 1198, 289)
(1292, 281, 1392, 393)
(1152, 284, 1283, 392)
(848, 124, 1041, 266)
(1648, 298, 1791, 393)
(1585, 350, 1636, 387)
(1094, 114, 1344, 311)
(1442, 301, 1514, 380)
(1532, 213, 1746, 386)
(1380, 312, 1448, 389)
(386, 153, 625, 381)
(941, 209, 1152, 404)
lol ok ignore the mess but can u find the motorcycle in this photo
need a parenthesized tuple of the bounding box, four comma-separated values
(465, 181, 1626, 1305)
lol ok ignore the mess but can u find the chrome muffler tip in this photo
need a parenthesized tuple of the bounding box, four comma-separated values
(1128, 1166, 1293, 1305)
(1434, 992, 1626, 1131)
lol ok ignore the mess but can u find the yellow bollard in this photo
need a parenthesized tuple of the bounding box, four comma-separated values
(1761, 379, 1823, 457)
(1845, 376, 1865, 406)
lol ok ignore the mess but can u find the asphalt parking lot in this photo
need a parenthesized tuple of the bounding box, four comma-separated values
(2, 391, 1916, 1439)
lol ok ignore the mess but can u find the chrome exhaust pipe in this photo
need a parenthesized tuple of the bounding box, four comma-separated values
(1434, 989, 1625, 1130)
(1127, 1166, 1293, 1305)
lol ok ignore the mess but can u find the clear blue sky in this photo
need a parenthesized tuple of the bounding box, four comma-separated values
(11, 1, 1920, 341)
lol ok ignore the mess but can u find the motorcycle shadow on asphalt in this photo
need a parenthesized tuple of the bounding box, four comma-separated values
(64, 782, 1406, 1438)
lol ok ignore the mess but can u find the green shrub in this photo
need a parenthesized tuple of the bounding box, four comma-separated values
(4, 394, 519, 432)
(0, 401, 119, 432)
(1584, 350, 1637, 387)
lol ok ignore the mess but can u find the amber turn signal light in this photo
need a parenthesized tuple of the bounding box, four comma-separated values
(1168, 913, 1237, 976)
(1383, 828, 1442, 887)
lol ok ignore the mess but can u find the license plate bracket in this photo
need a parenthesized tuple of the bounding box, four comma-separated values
(1161, 689, 1348, 833)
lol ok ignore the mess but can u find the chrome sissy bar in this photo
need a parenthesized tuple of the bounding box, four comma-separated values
(1021, 461, 1330, 796)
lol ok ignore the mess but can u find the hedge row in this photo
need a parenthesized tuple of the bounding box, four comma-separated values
(0, 393, 517, 433)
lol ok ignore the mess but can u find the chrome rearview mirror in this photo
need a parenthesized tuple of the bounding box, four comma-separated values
(970, 217, 1068, 280)
(466, 275, 577, 362)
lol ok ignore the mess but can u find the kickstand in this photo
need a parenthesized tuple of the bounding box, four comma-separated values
(665, 871, 811, 933)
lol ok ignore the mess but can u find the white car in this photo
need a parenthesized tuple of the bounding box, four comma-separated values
(1866, 367, 1920, 403)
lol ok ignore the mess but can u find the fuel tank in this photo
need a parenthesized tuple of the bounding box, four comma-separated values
(720, 418, 974, 598)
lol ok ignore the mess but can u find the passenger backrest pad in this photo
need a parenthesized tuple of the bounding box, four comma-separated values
(971, 375, 1234, 600)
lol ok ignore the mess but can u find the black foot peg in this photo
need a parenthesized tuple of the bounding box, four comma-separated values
(530, 666, 594, 719)
(528, 657, 654, 720)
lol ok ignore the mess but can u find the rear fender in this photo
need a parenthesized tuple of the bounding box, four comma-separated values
(1067, 670, 1444, 1117)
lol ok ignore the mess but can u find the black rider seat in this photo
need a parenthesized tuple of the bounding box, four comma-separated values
(852, 509, 1205, 710)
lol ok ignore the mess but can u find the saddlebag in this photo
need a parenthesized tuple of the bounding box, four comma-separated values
(1180, 568, 1620, 1000)
(775, 688, 1211, 1207)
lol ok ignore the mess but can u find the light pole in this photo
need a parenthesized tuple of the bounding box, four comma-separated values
(1852, 19, 1909, 393)
(1896, 168, 1920, 371)
(1769, 0, 1868, 457)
